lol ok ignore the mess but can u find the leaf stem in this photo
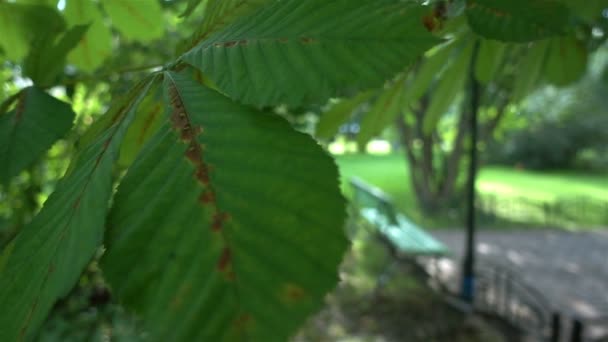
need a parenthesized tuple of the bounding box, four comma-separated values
(59, 64, 164, 86)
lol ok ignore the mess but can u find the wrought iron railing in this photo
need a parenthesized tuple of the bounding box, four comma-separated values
(473, 261, 553, 339)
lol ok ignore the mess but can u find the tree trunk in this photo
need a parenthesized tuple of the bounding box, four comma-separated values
(395, 95, 512, 214)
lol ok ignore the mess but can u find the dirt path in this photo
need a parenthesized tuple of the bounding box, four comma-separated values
(430, 229, 608, 338)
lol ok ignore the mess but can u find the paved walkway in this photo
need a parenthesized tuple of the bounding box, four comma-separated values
(430, 229, 608, 338)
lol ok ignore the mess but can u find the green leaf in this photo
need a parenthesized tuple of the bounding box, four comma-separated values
(183, 0, 440, 106)
(358, 76, 407, 145)
(102, 71, 348, 341)
(474, 38, 506, 84)
(0, 77, 156, 342)
(103, 0, 165, 42)
(0, 4, 29, 61)
(423, 40, 474, 135)
(0, 3, 65, 61)
(315, 90, 375, 139)
(512, 40, 550, 102)
(543, 35, 588, 86)
(0, 87, 74, 184)
(466, 0, 572, 42)
(64, 1, 113, 72)
(402, 39, 458, 106)
(24, 25, 89, 86)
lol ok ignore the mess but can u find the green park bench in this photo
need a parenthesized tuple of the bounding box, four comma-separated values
(350, 177, 448, 257)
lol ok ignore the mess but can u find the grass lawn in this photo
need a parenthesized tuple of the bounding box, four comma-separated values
(336, 153, 608, 229)
(478, 168, 608, 201)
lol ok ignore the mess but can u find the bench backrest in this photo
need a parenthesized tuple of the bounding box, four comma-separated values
(349, 177, 448, 256)
(350, 177, 398, 225)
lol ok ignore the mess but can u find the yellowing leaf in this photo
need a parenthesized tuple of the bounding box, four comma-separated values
(475, 39, 507, 84)
(102, 0, 165, 42)
(544, 35, 588, 86)
(358, 76, 406, 145)
(423, 40, 474, 135)
(512, 40, 549, 102)
(65, 0, 113, 72)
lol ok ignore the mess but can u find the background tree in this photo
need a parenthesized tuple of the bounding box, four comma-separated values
(488, 47, 608, 170)
(317, 0, 608, 212)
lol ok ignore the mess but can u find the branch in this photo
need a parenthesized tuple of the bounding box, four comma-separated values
(480, 101, 508, 143)
(395, 114, 419, 169)
(58, 64, 164, 87)
(439, 107, 468, 197)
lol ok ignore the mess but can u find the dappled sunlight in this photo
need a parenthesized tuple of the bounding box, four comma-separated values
(570, 300, 600, 318)
(477, 242, 498, 255)
(431, 229, 608, 339)
(479, 168, 608, 201)
(506, 249, 526, 266)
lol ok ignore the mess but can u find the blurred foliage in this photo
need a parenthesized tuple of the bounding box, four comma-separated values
(488, 45, 608, 170)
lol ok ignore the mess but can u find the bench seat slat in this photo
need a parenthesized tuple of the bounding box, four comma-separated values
(353, 179, 449, 256)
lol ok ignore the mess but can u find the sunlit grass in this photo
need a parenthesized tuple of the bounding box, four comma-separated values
(335, 152, 608, 228)
(478, 168, 608, 201)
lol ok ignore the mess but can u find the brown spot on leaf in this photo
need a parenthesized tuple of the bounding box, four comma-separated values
(217, 247, 231, 272)
(233, 313, 253, 333)
(300, 37, 314, 44)
(199, 190, 215, 204)
(170, 283, 192, 311)
(212, 212, 229, 232)
(185, 142, 199, 162)
(218, 41, 237, 48)
(194, 166, 209, 184)
(422, 15, 437, 32)
(280, 283, 307, 304)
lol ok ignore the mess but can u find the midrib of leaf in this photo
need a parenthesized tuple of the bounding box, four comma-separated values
(163, 71, 247, 338)
(17, 132, 115, 339)
(201, 35, 433, 47)
(186, 1, 428, 52)
(183, 0, 439, 106)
